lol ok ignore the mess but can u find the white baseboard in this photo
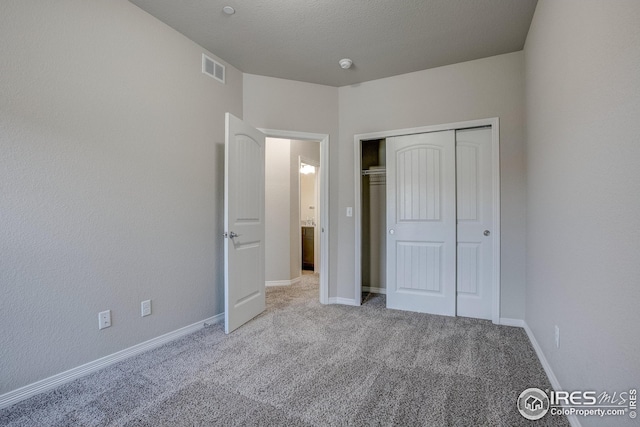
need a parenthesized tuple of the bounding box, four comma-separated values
(203, 313, 224, 327)
(328, 297, 360, 306)
(499, 317, 525, 328)
(362, 286, 387, 294)
(0, 313, 224, 410)
(523, 322, 582, 427)
(265, 277, 301, 287)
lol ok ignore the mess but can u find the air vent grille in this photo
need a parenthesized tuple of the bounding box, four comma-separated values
(202, 54, 225, 84)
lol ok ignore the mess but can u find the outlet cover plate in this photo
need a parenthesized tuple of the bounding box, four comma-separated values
(99, 310, 111, 330)
(141, 300, 151, 317)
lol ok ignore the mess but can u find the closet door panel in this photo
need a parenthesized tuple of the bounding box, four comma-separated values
(456, 128, 494, 320)
(386, 131, 456, 316)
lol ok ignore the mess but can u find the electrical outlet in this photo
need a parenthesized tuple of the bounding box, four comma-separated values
(141, 300, 151, 317)
(99, 310, 111, 330)
(554, 325, 560, 348)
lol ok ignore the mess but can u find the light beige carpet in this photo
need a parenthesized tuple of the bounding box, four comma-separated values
(0, 274, 568, 426)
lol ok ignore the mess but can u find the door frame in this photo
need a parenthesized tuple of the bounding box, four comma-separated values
(354, 117, 501, 323)
(260, 128, 330, 305)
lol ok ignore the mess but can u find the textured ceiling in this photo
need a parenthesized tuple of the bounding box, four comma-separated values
(129, 0, 537, 87)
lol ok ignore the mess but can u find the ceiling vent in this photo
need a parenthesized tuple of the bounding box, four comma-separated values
(202, 54, 225, 84)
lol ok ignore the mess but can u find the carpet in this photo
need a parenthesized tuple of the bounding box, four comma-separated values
(0, 274, 568, 426)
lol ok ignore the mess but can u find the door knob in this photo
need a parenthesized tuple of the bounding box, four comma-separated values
(389, 229, 395, 235)
(224, 231, 239, 238)
(483, 230, 491, 236)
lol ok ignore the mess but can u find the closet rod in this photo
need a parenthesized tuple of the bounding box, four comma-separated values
(361, 169, 386, 176)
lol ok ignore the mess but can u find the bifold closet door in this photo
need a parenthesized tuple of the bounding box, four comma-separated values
(386, 130, 456, 316)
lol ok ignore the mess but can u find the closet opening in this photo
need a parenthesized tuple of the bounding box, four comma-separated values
(359, 139, 387, 303)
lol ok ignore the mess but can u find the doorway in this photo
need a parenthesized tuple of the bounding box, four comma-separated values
(299, 158, 320, 273)
(354, 118, 500, 323)
(262, 129, 329, 305)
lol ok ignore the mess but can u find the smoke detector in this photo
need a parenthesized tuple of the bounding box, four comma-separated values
(339, 58, 353, 69)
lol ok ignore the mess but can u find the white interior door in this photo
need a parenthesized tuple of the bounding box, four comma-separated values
(224, 113, 266, 334)
(386, 131, 457, 316)
(456, 128, 493, 320)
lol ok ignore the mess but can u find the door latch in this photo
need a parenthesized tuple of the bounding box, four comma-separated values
(223, 231, 239, 238)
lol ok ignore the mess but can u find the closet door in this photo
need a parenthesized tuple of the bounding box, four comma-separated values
(456, 128, 493, 320)
(386, 131, 456, 316)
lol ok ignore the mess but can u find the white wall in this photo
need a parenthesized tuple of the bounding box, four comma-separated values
(339, 52, 527, 317)
(265, 138, 291, 282)
(243, 74, 339, 295)
(524, 2, 640, 422)
(0, 0, 242, 394)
